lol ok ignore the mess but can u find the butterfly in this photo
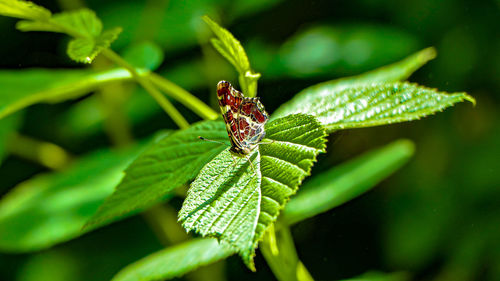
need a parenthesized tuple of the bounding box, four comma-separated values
(216, 80, 269, 155)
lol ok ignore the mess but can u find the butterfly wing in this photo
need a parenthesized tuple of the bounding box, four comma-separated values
(237, 98, 269, 152)
(217, 81, 245, 151)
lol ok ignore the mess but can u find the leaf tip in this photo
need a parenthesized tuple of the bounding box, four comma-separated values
(463, 93, 476, 106)
(242, 252, 257, 272)
(201, 15, 217, 27)
(201, 14, 211, 22)
(419, 46, 437, 62)
(393, 139, 416, 158)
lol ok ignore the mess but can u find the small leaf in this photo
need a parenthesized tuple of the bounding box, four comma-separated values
(202, 15, 260, 97)
(210, 38, 240, 71)
(0, 145, 144, 252)
(111, 238, 235, 281)
(85, 120, 228, 231)
(52, 8, 102, 37)
(179, 114, 327, 269)
(0, 0, 51, 20)
(283, 139, 415, 225)
(0, 67, 140, 120)
(16, 9, 122, 63)
(203, 15, 249, 73)
(67, 27, 122, 63)
(273, 47, 437, 119)
(17, 8, 102, 37)
(350, 47, 437, 82)
(123, 42, 164, 70)
(296, 82, 473, 132)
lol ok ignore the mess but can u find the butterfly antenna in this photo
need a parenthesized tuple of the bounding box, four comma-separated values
(198, 136, 229, 147)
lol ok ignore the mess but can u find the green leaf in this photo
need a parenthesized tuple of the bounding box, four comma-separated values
(179, 114, 326, 269)
(17, 9, 122, 63)
(67, 27, 122, 63)
(0, 145, 144, 252)
(84, 120, 228, 231)
(255, 114, 326, 249)
(52, 8, 102, 37)
(17, 8, 101, 37)
(0, 67, 141, 120)
(322, 82, 469, 132)
(202, 15, 260, 97)
(348, 47, 437, 82)
(273, 47, 437, 119)
(0, 0, 51, 20)
(203, 15, 249, 73)
(275, 81, 474, 133)
(179, 148, 261, 268)
(123, 42, 164, 71)
(283, 139, 415, 225)
(111, 238, 235, 281)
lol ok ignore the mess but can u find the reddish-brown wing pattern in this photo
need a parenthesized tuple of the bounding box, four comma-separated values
(217, 81, 269, 154)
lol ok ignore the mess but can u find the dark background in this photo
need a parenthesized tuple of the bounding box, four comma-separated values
(0, 0, 499, 280)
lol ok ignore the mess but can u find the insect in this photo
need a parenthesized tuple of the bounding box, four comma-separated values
(216, 80, 269, 155)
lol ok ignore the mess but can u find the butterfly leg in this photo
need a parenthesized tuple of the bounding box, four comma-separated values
(246, 154, 257, 174)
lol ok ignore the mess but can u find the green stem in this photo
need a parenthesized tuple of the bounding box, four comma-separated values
(97, 80, 135, 148)
(101, 48, 190, 129)
(261, 224, 314, 281)
(238, 73, 250, 98)
(149, 73, 219, 121)
(238, 71, 260, 98)
(6, 133, 73, 170)
(92, 57, 135, 147)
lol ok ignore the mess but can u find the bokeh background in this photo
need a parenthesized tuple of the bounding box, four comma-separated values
(0, 0, 499, 280)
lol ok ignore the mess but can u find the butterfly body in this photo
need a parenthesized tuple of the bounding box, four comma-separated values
(217, 81, 269, 155)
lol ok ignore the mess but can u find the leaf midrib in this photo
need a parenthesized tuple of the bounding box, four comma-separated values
(205, 167, 257, 235)
(182, 153, 237, 227)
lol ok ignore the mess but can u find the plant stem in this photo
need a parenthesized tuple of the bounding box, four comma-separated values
(101, 49, 190, 129)
(93, 57, 135, 148)
(6, 133, 73, 170)
(261, 224, 314, 281)
(149, 73, 219, 121)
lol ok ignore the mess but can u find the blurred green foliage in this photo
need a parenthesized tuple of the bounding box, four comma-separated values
(0, 0, 497, 280)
